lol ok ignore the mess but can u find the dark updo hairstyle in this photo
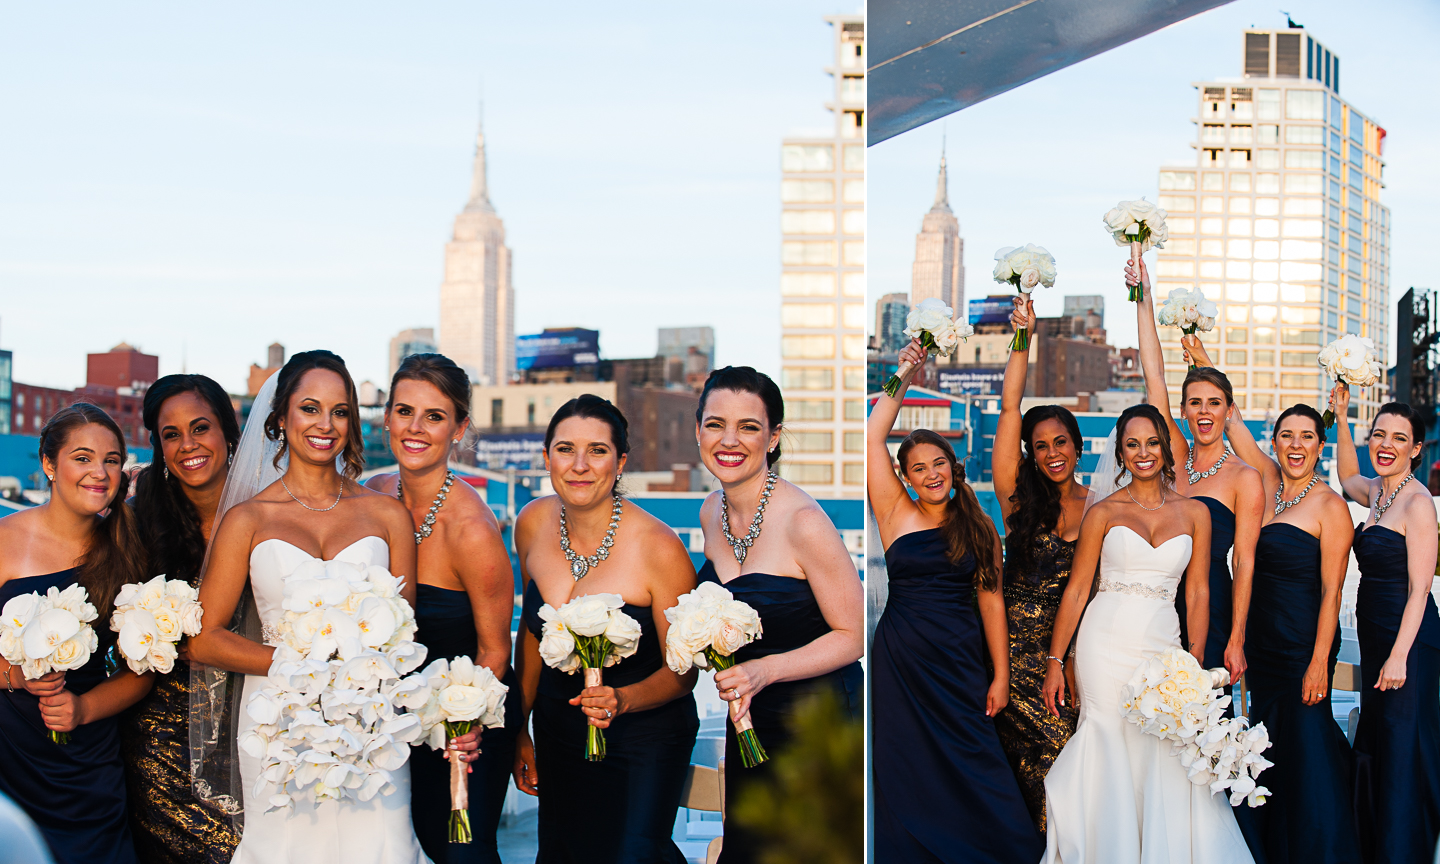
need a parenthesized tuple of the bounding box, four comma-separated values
(1180, 366, 1234, 407)
(1005, 404, 1083, 573)
(895, 429, 999, 591)
(1114, 403, 1177, 488)
(1273, 403, 1327, 444)
(387, 353, 473, 437)
(38, 404, 145, 624)
(696, 366, 784, 467)
(1372, 402, 1427, 471)
(263, 350, 365, 479)
(545, 394, 630, 496)
(133, 375, 242, 583)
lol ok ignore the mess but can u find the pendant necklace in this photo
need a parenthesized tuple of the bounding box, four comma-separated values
(280, 476, 344, 512)
(397, 470, 455, 545)
(1185, 445, 1230, 486)
(721, 470, 778, 565)
(1273, 474, 1319, 516)
(559, 494, 623, 580)
(1370, 472, 1414, 523)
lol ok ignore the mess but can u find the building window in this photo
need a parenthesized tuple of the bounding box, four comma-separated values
(781, 210, 836, 234)
(1158, 195, 1194, 212)
(780, 180, 834, 203)
(1226, 327, 1248, 343)
(843, 463, 864, 485)
(1285, 125, 1324, 145)
(791, 432, 833, 452)
(491, 399, 503, 428)
(1284, 174, 1323, 194)
(842, 179, 864, 203)
(527, 401, 536, 426)
(1256, 172, 1280, 192)
(1159, 171, 1195, 190)
(1257, 125, 1279, 144)
(782, 144, 834, 172)
(842, 273, 865, 297)
(843, 432, 863, 453)
(1231, 125, 1254, 144)
(843, 367, 864, 391)
(1281, 329, 1322, 345)
(842, 209, 864, 235)
(781, 304, 836, 328)
(782, 368, 833, 390)
(781, 335, 835, 359)
(786, 399, 833, 421)
(843, 144, 864, 172)
(1225, 350, 1248, 365)
(1285, 90, 1323, 120)
(1230, 174, 1252, 192)
(781, 273, 836, 297)
(842, 241, 865, 266)
(1284, 150, 1323, 169)
(1281, 350, 1319, 367)
(842, 335, 865, 360)
(844, 399, 864, 421)
(781, 241, 836, 266)
(781, 462, 833, 485)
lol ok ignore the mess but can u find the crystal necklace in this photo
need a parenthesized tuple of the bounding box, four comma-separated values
(1126, 485, 1167, 511)
(397, 470, 455, 545)
(280, 476, 343, 512)
(559, 494, 623, 580)
(1273, 474, 1319, 516)
(1370, 472, 1414, 523)
(720, 470, 778, 565)
(1185, 445, 1230, 486)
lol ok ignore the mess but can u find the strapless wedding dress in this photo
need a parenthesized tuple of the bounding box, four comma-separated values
(1042, 526, 1253, 864)
(232, 536, 430, 864)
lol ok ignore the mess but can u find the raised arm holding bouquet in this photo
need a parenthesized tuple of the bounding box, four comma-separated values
(881, 298, 973, 397)
(993, 244, 1056, 350)
(1104, 198, 1168, 302)
(1317, 334, 1383, 428)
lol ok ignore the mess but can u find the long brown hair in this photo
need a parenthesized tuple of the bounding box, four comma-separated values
(895, 429, 999, 591)
(38, 403, 146, 624)
(263, 350, 365, 479)
(1006, 405, 1082, 571)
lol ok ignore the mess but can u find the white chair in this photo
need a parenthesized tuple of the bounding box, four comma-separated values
(679, 760, 725, 864)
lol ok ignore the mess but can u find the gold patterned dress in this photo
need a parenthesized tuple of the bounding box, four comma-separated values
(992, 531, 1079, 834)
(119, 654, 240, 864)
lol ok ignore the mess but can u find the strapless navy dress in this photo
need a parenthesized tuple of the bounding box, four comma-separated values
(1351, 524, 1440, 864)
(1176, 496, 1236, 671)
(522, 580, 698, 864)
(696, 561, 862, 864)
(1243, 523, 1360, 863)
(0, 570, 137, 864)
(411, 584, 523, 864)
(871, 529, 1042, 863)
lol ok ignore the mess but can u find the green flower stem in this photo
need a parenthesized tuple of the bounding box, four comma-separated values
(575, 635, 617, 761)
(882, 331, 937, 397)
(1128, 229, 1150, 302)
(446, 719, 475, 844)
(705, 649, 769, 768)
(1321, 376, 1341, 428)
(48, 730, 69, 745)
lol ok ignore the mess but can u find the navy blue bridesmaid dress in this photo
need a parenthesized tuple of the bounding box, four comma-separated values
(871, 528, 1042, 863)
(410, 584, 523, 864)
(1176, 496, 1236, 671)
(695, 561, 862, 864)
(522, 580, 698, 864)
(0, 570, 137, 864)
(1243, 523, 1360, 864)
(1351, 523, 1440, 863)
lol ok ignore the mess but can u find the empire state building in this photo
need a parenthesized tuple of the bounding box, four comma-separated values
(439, 122, 515, 386)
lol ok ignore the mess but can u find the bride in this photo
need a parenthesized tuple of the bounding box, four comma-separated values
(1039, 403, 1254, 863)
(188, 350, 430, 864)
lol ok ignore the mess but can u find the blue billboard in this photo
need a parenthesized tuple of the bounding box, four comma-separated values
(968, 296, 1014, 327)
(516, 329, 600, 371)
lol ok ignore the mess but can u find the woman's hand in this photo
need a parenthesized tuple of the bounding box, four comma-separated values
(1010, 296, 1036, 335)
(985, 674, 1010, 717)
(714, 658, 772, 724)
(1329, 380, 1350, 419)
(1181, 334, 1214, 368)
(38, 689, 84, 733)
(1063, 662, 1080, 713)
(450, 728, 482, 771)
(21, 670, 65, 699)
(1224, 639, 1248, 685)
(1041, 659, 1069, 718)
(1301, 659, 1329, 706)
(511, 731, 539, 796)
(570, 684, 626, 729)
(1376, 653, 1408, 691)
(1123, 258, 1151, 293)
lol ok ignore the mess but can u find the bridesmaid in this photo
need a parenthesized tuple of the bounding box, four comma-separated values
(1205, 363, 1361, 863)
(511, 395, 699, 863)
(124, 375, 242, 863)
(989, 296, 1084, 832)
(0, 404, 152, 864)
(364, 353, 517, 864)
(1332, 387, 1440, 863)
(867, 345, 1041, 862)
(695, 367, 863, 864)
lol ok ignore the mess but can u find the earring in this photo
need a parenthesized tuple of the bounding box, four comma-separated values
(452, 438, 459, 444)
(279, 429, 285, 443)
(384, 425, 389, 432)
(45, 474, 53, 482)
(228, 445, 234, 466)
(164, 463, 169, 480)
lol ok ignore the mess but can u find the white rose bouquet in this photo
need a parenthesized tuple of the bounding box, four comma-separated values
(0, 584, 99, 744)
(396, 656, 508, 843)
(882, 298, 974, 397)
(1156, 287, 1218, 369)
(993, 244, 1057, 350)
(663, 582, 767, 766)
(1120, 646, 1274, 807)
(1318, 334, 1383, 428)
(1103, 198, 1169, 301)
(109, 574, 203, 675)
(536, 593, 642, 761)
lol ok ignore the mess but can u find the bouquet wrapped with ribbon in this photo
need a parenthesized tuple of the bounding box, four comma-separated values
(110, 574, 204, 675)
(663, 582, 767, 766)
(1156, 287, 1218, 369)
(535, 593, 642, 761)
(880, 298, 973, 397)
(993, 244, 1057, 350)
(1103, 198, 1169, 301)
(0, 584, 99, 743)
(1317, 334, 1383, 428)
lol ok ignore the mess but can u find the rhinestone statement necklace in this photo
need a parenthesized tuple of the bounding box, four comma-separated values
(397, 470, 455, 545)
(559, 494, 623, 580)
(280, 476, 343, 512)
(720, 470, 778, 565)
(1370, 472, 1414, 523)
(1185, 445, 1230, 486)
(1273, 474, 1320, 516)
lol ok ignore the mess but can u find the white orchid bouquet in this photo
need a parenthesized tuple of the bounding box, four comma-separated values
(993, 244, 1057, 351)
(396, 656, 508, 844)
(0, 585, 99, 743)
(109, 575, 203, 675)
(664, 582, 767, 766)
(881, 298, 974, 397)
(240, 559, 430, 811)
(1156, 287, 1218, 369)
(1120, 646, 1274, 807)
(1318, 334, 1384, 428)
(536, 593, 643, 761)
(1103, 198, 1169, 301)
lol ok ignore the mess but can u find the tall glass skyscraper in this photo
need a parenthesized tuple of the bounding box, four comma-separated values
(1153, 28, 1391, 424)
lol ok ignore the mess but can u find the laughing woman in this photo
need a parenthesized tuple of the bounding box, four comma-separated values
(694, 367, 864, 864)
(867, 343, 1041, 863)
(0, 404, 151, 864)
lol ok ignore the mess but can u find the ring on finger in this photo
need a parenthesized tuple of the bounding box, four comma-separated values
(605, 709, 613, 718)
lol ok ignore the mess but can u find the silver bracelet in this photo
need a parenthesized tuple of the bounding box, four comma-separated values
(1046, 655, 1065, 668)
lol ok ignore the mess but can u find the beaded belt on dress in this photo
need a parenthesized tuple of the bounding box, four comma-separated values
(1097, 577, 1176, 602)
(1003, 582, 1062, 608)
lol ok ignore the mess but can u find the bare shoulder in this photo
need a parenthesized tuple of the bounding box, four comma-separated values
(0, 507, 40, 543)
(349, 479, 409, 519)
(698, 490, 721, 523)
(447, 481, 501, 531)
(1314, 484, 1353, 520)
(625, 499, 687, 548)
(364, 472, 399, 495)
(1402, 486, 1438, 523)
(1176, 496, 1211, 522)
(514, 495, 557, 546)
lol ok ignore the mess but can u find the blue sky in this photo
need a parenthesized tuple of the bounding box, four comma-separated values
(867, 0, 1440, 362)
(0, 2, 854, 391)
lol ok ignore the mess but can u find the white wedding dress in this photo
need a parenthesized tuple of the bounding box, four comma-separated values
(233, 536, 430, 864)
(1042, 526, 1254, 864)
